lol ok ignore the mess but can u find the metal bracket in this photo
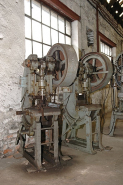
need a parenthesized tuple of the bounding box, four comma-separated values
(19, 76, 27, 88)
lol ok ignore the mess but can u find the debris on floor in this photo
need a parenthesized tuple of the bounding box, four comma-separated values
(62, 155, 72, 161)
(13, 152, 23, 159)
(104, 146, 113, 151)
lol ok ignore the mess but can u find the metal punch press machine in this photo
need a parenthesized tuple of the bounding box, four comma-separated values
(16, 43, 114, 170)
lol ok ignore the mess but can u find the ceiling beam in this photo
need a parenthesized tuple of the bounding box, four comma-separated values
(103, 0, 123, 28)
(109, 0, 116, 6)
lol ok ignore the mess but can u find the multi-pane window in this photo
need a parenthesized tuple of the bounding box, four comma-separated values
(100, 41, 112, 60)
(24, 0, 72, 58)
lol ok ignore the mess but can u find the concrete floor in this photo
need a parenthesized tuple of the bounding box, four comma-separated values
(0, 113, 123, 185)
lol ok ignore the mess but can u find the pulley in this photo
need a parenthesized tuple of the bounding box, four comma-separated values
(80, 52, 113, 92)
(47, 43, 78, 87)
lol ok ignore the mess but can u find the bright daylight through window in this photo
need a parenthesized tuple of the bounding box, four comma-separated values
(100, 41, 112, 60)
(24, 0, 72, 58)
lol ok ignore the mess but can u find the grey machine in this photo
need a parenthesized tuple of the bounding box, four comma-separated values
(61, 51, 113, 154)
(109, 52, 123, 136)
(16, 44, 113, 170)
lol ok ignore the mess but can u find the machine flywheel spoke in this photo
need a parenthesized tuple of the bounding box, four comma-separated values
(92, 71, 108, 74)
(92, 59, 96, 66)
(96, 66, 104, 71)
(55, 50, 60, 61)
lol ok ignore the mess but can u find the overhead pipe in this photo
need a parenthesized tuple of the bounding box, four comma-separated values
(96, 5, 99, 52)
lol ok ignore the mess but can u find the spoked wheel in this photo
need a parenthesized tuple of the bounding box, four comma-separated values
(53, 50, 65, 81)
(80, 52, 113, 92)
(47, 44, 78, 87)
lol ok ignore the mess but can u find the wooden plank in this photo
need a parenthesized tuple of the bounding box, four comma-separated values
(39, 0, 81, 21)
(99, 32, 116, 47)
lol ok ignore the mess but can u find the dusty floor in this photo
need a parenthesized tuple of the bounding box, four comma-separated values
(0, 113, 123, 185)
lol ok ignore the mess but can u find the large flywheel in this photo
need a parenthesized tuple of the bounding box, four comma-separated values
(47, 43, 78, 87)
(80, 52, 113, 92)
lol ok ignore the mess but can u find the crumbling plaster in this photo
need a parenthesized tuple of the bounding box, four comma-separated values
(0, 0, 25, 157)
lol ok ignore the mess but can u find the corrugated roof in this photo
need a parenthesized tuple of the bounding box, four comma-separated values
(100, 0, 123, 28)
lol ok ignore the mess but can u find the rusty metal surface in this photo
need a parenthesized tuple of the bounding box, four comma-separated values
(17, 45, 113, 169)
(26, 107, 61, 116)
(16, 111, 26, 115)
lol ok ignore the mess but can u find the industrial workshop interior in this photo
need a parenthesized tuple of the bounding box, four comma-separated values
(1, 0, 123, 184)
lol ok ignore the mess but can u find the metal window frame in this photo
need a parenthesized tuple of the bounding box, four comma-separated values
(25, 0, 72, 58)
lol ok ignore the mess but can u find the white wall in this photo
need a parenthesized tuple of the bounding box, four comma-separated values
(0, 0, 25, 157)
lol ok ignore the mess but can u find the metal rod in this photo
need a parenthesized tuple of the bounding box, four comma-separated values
(41, 127, 54, 130)
(41, 141, 54, 145)
(92, 71, 108, 74)
(96, 5, 99, 52)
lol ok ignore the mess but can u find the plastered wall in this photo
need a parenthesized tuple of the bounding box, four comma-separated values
(60, 0, 123, 54)
(0, 0, 25, 157)
(0, 0, 123, 157)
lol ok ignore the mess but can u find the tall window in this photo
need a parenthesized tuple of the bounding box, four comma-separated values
(100, 41, 112, 60)
(24, 0, 72, 58)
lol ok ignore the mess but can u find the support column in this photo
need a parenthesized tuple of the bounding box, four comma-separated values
(35, 122, 42, 170)
(96, 115, 104, 149)
(62, 118, 67, 141)
(54, 116, 59, 163)
(86, 116, 96, 154)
